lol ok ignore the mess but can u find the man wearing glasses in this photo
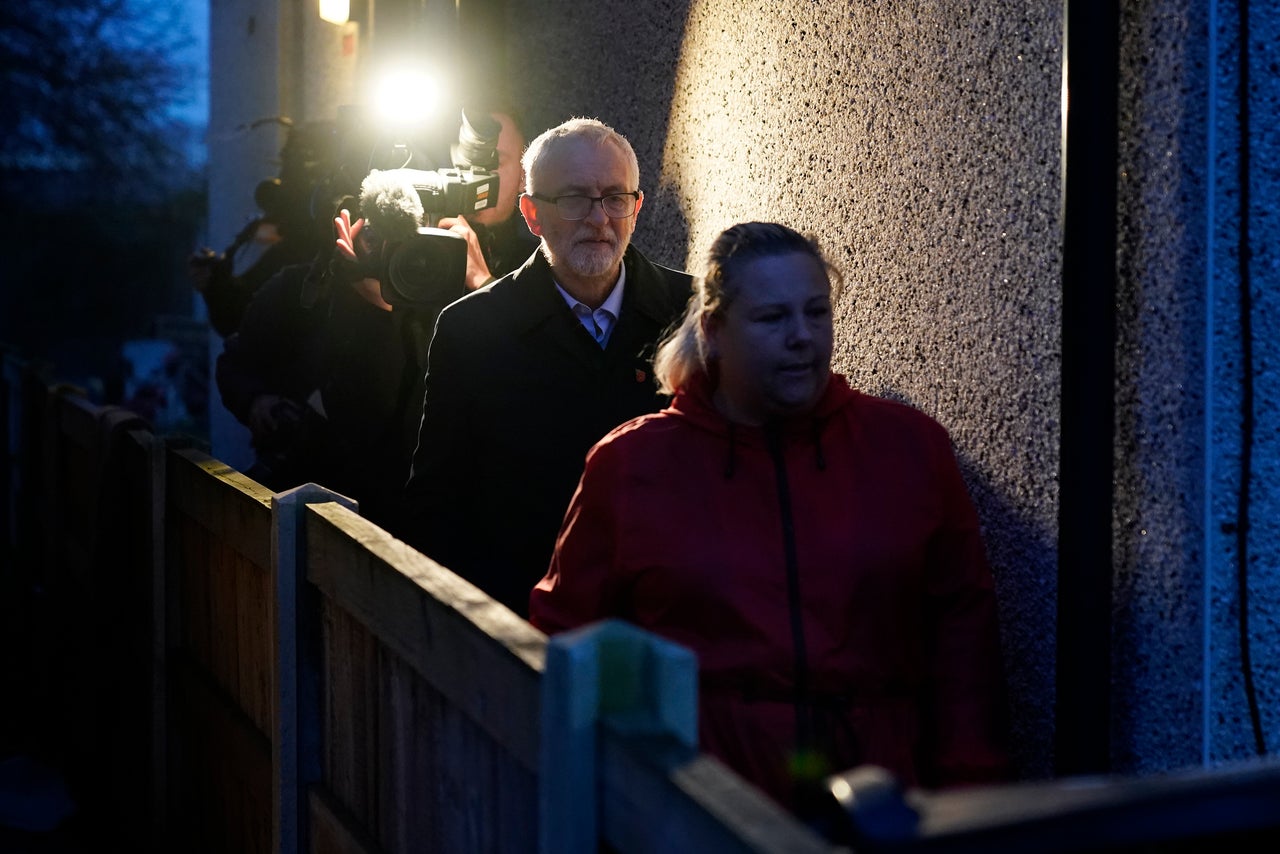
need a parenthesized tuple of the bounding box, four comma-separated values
(400, 117, 691, 617)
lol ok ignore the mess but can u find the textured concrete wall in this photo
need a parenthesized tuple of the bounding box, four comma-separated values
(1113, 0, 1211, 774)
(1203, 0, 1280, 765)
(501, 0, 1280, 779)
(505, 0, 1062, 778)
(209, 0, 1280, 780)
(1114, 0, 1280, 773)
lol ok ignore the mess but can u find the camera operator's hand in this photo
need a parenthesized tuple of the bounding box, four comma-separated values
(334, 208, 366, 262)
(189, 265, 213, 294)
(248, 394, 304, 440)
(187, 248, 223, 293)
(333, 209, 393, 312)
(437, 214, 496, 291)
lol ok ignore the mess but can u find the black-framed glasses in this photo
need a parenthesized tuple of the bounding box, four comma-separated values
(527, 191, 641, 221)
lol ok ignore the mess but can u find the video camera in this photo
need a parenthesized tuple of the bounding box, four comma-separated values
(190, 118, 335, 287)
(401, 108, 503, 218)
(319, 108, 504, 310)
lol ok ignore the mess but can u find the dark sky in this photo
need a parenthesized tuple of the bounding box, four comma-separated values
(171, 0, 210, 166)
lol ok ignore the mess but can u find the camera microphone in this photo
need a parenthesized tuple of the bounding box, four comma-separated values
(359, 169, 426, 242)
(354, 169, 466, 309)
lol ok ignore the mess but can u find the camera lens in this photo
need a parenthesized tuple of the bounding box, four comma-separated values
(383, 227, 468, 308)
(453, 110, 501, 171)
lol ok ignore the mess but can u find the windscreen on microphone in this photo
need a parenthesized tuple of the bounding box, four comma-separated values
(359, 169, 425, 243)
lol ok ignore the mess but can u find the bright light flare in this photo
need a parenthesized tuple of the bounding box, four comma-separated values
(370, 67, 443, 133)
(319, 0, 349, 25)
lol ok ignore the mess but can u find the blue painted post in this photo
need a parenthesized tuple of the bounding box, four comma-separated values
(538, 619, 698, 854)
(271, 483, 357, 854)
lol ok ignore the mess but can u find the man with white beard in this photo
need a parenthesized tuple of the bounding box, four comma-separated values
(399, 118, 692, 617)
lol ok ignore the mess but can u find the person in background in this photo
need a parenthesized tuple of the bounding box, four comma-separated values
(217, 109, 535, 527)
(529, 221, 1011, 814)
(400, 117, 692, 616)
(189, 123, 329, 337)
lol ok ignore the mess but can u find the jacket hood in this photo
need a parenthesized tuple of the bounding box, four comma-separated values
(668, 369, 859, 438)
(667, 369, 861, 477)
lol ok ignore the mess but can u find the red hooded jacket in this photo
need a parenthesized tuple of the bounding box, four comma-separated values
(530, 371, 1010, 808)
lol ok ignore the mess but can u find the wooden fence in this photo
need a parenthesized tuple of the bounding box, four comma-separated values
(1, 347, 828, 853)
(4, 345, 1280, 853)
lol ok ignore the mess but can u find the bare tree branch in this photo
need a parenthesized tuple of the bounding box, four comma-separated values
(0, 0, 199, 194)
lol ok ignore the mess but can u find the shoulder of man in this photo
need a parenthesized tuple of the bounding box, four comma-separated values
(483, 217, 541, 278)
(622, 245, 695, 318)
(432, 249, 553, 331)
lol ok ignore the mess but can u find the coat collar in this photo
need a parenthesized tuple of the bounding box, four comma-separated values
(671, 370, 859, 441)
(501, 244, 677, 336)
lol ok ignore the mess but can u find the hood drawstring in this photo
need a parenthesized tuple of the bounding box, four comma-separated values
(810, 417, 827, 472)
(723, 422, 738, 479)
(765, 424, 815, 785)
(721, 418, 827, 477)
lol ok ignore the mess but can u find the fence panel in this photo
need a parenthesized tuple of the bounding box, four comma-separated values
(165, 447, 276, 853)
(25, 387, 156, 841)
(95, 423, 162, 847)
(541, 620, 837, 854)
(302, 501, 545, 854)
(11, 357, 1280, 853)
(601, 737, 835, 854)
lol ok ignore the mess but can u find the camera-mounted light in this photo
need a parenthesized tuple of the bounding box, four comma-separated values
(370, 66, 443, 135)
(319, 0, 349, 25)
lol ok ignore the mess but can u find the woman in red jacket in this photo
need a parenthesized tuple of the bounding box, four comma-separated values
(529, 222, 1011, 812)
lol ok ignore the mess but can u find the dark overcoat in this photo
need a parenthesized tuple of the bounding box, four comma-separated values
(401, 244, 692, 615)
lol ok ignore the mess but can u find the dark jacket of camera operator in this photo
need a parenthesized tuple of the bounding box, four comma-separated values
(195, 125, 334, 338)
(215, 216, 538, 525)
(195, 230, 322, 338)
(215, 260, 330, 490)
(314, 215, 537, 526)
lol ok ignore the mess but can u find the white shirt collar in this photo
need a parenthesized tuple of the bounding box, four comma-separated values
(555, 264, 627, 346)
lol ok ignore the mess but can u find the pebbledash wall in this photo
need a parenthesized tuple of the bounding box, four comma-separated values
(500, 0, 1279, 779)
(207, 0, 1280, 780)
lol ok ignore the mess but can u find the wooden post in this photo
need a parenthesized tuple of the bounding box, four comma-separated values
(539, 619, 698, 854)
(1, 349, 13, 553)
(271, 484, 357, 854)
(147, 434, 169, 849)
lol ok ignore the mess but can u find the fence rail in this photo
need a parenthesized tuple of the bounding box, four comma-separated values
(1, 347, 831, 853)
(3, 344, 1279, 853)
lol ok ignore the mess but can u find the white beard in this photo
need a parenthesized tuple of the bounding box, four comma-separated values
(565, 234, 629, 278)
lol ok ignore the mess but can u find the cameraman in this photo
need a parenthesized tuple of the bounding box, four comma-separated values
(215, 109, 536, 525)
(189, 125, 328, 337)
